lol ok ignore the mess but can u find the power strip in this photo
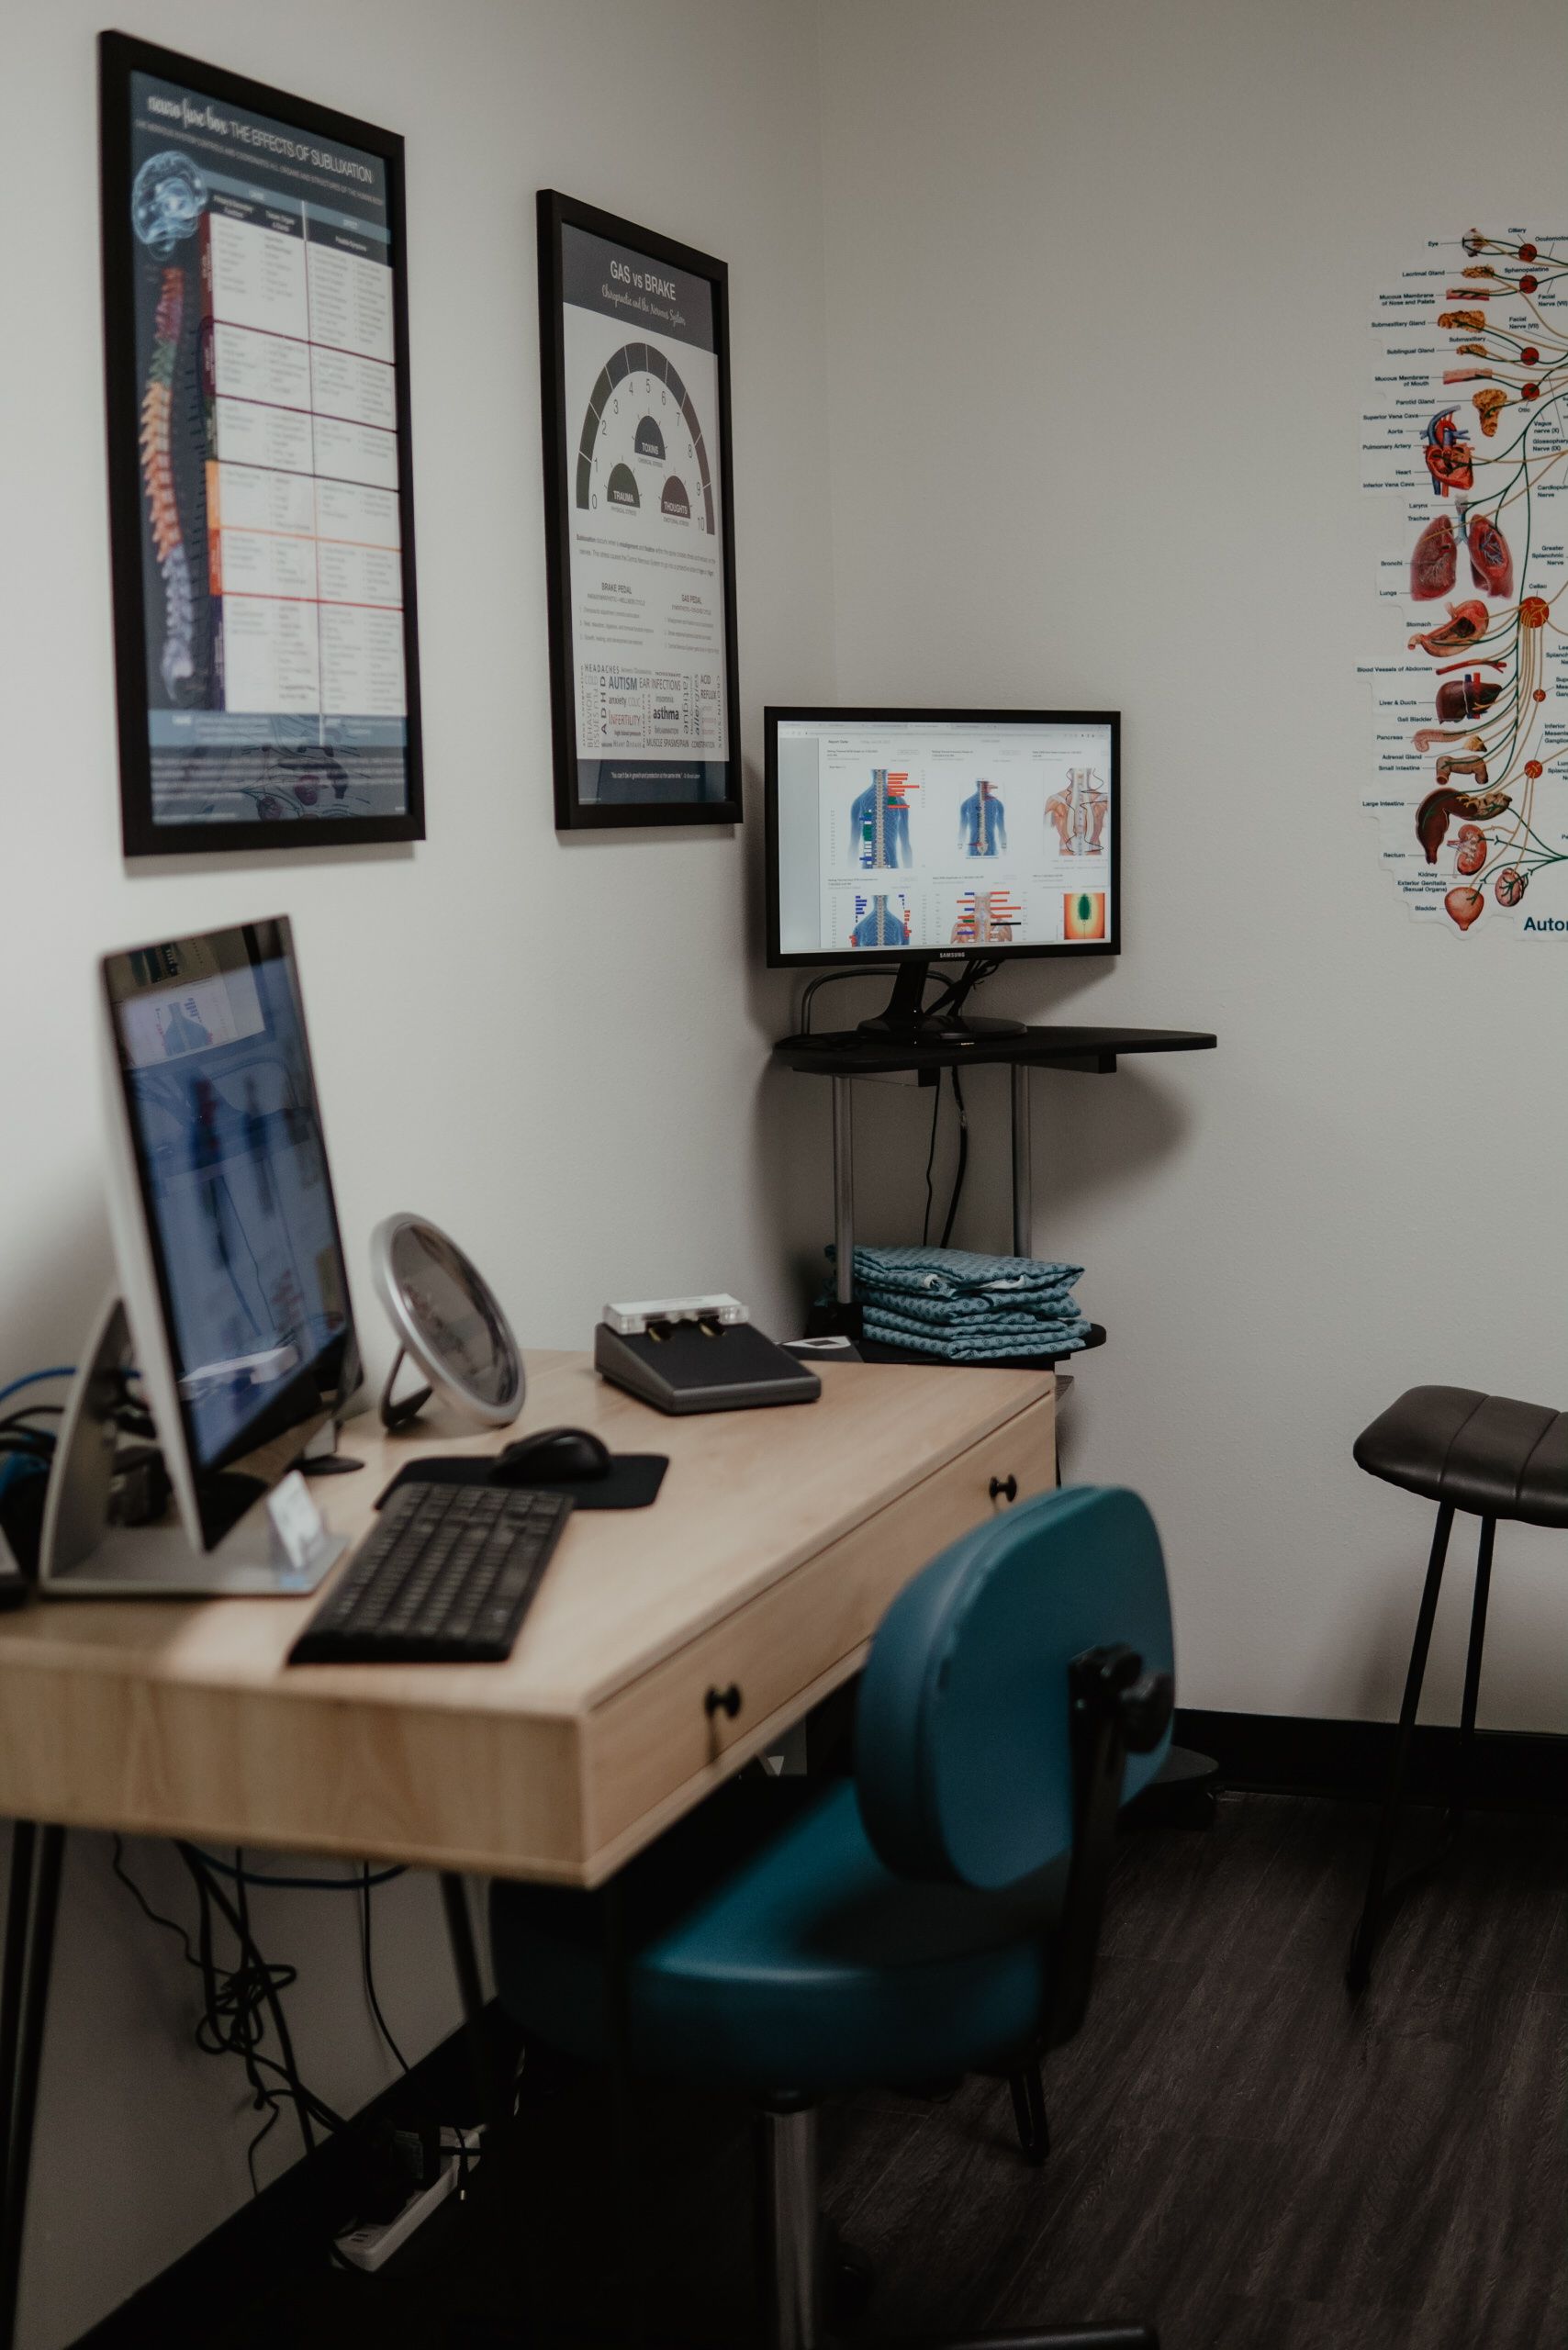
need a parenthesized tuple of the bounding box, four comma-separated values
(333, 2127, 484, 2274)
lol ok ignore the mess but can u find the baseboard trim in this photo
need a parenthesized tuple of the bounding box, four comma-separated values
(75, 2006, 513, 2346)
(1178, 1707, 1568, 1812)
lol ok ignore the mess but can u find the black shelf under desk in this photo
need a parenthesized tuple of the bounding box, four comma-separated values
(774, 1024, 1216, 1353)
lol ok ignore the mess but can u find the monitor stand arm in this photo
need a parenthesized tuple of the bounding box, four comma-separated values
(35, 1294, 344, 1596)
(37, 1292, 126, 1583)
(856, 956, 1025, 1044)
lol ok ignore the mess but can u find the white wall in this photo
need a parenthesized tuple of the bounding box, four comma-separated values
(816, 0, 1568, 1730)
(0, 2, 834, 2338)
(9, 0, 1568, 2334)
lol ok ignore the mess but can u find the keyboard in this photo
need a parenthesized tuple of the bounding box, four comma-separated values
(288, 1481, 573, 1664)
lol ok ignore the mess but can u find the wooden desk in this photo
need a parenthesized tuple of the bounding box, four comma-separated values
(0, 1351, 1056, 1888)
(0, 1352, 1054, 2346)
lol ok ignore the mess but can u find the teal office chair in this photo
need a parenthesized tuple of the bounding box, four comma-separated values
(490, 1485, 1174, 2348)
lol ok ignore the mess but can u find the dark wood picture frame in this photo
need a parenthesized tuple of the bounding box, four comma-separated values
(537, 190, 742, 830)
(100, 31, 425, 857)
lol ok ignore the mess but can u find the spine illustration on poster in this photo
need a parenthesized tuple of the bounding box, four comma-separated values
(1360, 228, 1568, 935)
(140, 265, 196, 699)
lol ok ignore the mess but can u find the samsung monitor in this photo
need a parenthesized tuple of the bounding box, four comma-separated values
(94, 916, 361, 1572)
(767, 707, 1119, 1037)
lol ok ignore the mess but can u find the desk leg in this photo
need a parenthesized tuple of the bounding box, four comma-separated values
(439, 1873, 504, 2135)
(0, 1828, 36, 2212)
(0, 1824, 64, 2350)
(603, 1874, 647, 2345)
(1011, 1064, 1032, 1259)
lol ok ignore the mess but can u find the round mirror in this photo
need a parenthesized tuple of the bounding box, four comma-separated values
(369, 1214, 524, 1430)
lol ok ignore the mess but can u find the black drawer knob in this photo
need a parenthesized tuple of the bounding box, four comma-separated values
(704, 1683, 743, 1720)
(990, 1474, 1018, 1504)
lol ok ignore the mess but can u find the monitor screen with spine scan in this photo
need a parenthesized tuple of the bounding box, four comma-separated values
(101, 916, 359, 1549)
(767, 708, 1119, 967)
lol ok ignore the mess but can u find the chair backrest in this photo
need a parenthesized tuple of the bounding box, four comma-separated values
(855, 1485, 1173, 1889)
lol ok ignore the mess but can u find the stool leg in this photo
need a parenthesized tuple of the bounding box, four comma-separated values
(1347, 1502, 1454, 1993)
(1450, 1516, 1495, 1830)
(1009, 2062, 1049, 2165)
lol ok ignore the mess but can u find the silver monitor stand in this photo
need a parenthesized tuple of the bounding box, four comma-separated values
(37, 1294, 346, 1600)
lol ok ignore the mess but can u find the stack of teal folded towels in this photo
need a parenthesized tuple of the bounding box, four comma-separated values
(823, 1244, 1090, 1360)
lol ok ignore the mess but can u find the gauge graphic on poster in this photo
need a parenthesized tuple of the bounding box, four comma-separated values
(539, 191, 741, 829)
(576, 342, 715, 535)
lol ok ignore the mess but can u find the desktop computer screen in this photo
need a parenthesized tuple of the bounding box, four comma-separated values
(767, 707, 1119, 965)
(100, 917, 359, 1548)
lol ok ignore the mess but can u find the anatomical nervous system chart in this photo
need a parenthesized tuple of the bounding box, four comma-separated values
(1361, 228, 1568, 937)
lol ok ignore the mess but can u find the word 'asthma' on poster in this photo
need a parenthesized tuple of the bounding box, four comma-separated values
(1361, 227, 1568, 936)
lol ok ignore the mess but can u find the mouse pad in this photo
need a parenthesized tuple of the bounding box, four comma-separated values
(375, 1454, 668, 1513)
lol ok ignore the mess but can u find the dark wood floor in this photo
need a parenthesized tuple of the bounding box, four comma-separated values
(819, 1795, 1567, 2349)
(89, 1793, 1568, 2349)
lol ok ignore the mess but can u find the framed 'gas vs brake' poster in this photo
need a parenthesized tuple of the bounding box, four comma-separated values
(100, 32, 425, 856)
(537, 190, 742, 829)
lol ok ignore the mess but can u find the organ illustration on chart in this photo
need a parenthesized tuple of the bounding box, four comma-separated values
(1361, 228, 1568, 934)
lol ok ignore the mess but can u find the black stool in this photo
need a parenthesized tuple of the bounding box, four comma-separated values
(1347, 1384, 1568, 1990)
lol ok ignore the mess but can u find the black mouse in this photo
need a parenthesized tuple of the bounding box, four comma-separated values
(491, 1426, 611, 1485)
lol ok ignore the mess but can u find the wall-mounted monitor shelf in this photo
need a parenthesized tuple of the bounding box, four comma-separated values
(775, 1024, 1217, 1080)
(774, 1024, 1217, 1356)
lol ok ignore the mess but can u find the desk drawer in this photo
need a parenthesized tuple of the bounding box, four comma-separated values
(581, 1388, 1054, 1864)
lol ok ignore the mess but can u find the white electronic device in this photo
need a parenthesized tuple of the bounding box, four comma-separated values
(602, 1293, 749, 1337)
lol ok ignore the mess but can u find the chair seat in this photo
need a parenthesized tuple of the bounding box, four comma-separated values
(1354, 1384, 1568, 1528)
(491, 1774, 1065, 2094)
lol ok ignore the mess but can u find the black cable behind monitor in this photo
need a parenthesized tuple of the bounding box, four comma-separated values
(921, 1074, 944, 1247)
(797, 963, 902, 1037)
(853, 952, 1022, 1045)
(941, 1068, 969, 1248)
(794, 954, 1008, 1047)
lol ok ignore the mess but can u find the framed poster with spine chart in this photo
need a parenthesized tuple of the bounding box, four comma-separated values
(99, 34, 424, 856)
(538, 191, 742, 828)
